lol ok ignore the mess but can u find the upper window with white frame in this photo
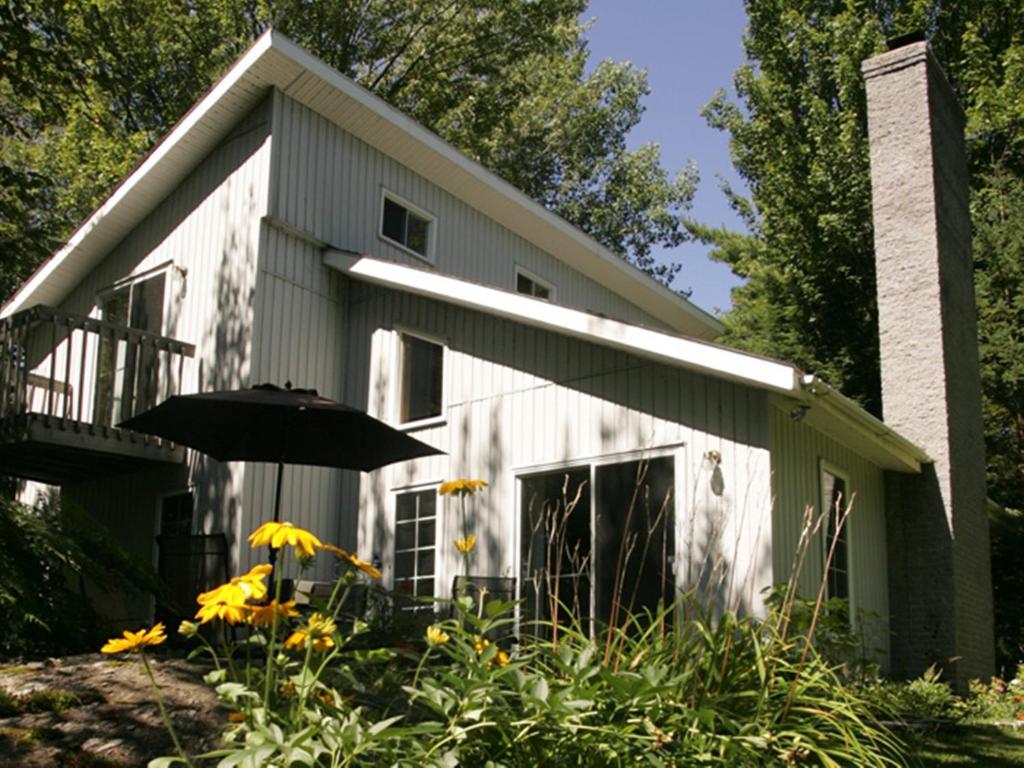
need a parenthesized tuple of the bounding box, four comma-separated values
(380, 191, 434, 261)
(821, 463, 851, 603)
(515, 266, 554, 301)
(398, 332, 444, 425)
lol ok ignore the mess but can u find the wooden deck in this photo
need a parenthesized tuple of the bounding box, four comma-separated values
(0, 305, 195, 485)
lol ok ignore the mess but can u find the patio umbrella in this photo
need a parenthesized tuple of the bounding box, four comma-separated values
(119, 383, 443, 561)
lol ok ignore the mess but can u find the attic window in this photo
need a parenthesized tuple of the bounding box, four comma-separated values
(515, 267, 554, 300)
(381, 191, 434, 260)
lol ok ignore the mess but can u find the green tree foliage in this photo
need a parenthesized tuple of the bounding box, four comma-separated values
(701, 0, 1024, 666)
(0, 0, 694, 298)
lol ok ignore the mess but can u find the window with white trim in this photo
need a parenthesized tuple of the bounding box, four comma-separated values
(380, 192, 434, 260)
(821, 466, 851, 602)
(394, 489, 436, 606)
(399, 332, 444, 424)
(515, 267, 553, 300)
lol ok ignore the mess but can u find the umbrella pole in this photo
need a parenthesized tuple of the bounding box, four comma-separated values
(268, 461, 284, 568)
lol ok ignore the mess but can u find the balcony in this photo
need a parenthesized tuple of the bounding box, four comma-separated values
(0, 306, 195, 485)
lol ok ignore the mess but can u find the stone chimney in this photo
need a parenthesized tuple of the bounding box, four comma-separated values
(863, 41, 994, 685)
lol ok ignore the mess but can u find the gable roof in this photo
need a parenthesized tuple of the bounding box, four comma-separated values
(1, 30, 722, 340)
(323, 250, 929, 473)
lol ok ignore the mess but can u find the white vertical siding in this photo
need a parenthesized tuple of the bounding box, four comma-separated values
(57, 97, 273, 576)
(239, 222, 352, 580)
(345, 285, 775, 615)
(269, 92, 672, 331)
(769, 405, 891, 665)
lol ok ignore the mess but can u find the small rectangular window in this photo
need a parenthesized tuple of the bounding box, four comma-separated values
(160, 491, 194, 537)
(394, 490, 437, 607)
(381, 193, 433, 259)
(515, 267, 553, 300)
(400, 333, 444, 424)
(822, 468, 850, 601)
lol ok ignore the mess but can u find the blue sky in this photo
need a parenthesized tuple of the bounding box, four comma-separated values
(581, 1, 749, 315)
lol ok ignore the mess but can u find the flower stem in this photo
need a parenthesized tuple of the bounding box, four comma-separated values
(141, 652, 194, 768)
(263, 550, 285, 709)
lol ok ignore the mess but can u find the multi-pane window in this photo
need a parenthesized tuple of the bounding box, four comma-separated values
(160, 491, 194, 537)
(394, 490, 437, 606)
(822, 468, 850, 602)
(399, 333, 443, 423)
(381, 194, 432, 259)
(515, 268, 553, 300)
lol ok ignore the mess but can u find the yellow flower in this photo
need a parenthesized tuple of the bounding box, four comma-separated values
(101, 623, 167, 654)
(197, 564, 273, 607)
(249, 521, 322, 558)
(284, 612, 337, 653)
(320, 543, 382, 580)
(474, 637, 490, 655)
(177, 620, 198, 638)
(497, 650, 510, 667)
(438, 479, 488, 496)
(454, 534, 477, 554)
(426, 625, 450, 646)
(195, 600, 249, 625)
(247, 600, 299, 628)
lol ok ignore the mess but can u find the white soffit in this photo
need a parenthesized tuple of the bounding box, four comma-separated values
(3, 30, 722, 341)
(325, 252, 798, 393)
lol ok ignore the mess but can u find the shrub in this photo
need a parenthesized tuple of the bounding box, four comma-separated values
(0, 493, 160, 659)
(117, 523, 907, 766)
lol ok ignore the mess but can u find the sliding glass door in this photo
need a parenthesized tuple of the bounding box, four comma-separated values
(519, 455, 675, 637)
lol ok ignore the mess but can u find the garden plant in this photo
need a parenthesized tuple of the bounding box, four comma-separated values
(100, 478, 908, 767)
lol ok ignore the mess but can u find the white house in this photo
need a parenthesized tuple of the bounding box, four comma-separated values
(0, 32, 993, 684)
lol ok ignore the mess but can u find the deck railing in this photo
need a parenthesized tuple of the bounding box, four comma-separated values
(0, 305, 195, 434)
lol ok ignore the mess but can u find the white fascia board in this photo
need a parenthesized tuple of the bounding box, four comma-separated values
(325, 252, 798, 393)
(1, 31, 278, 318)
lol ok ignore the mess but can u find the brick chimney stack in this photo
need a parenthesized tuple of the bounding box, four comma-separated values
(863, 41, 994, 685)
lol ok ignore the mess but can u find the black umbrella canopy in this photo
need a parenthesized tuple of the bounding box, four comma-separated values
(119, 383, 443, 471)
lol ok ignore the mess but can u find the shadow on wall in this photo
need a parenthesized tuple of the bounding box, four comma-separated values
(344, 285, 773, 616)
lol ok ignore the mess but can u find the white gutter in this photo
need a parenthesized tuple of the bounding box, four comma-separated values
(798, 374, 930, 473)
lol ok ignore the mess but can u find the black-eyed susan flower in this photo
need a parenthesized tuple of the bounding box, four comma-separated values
(454, 534, 477, 554)
(195, 564, 273, 623)
(320, 543, 382, 580)
(426, 625, 450, 646)
(249, 521, 322, 558)
(438, 479, 488, 496)
(247, 599, 299, 628)
(101, 623, 167, 654)
(284, 612, 337, 653)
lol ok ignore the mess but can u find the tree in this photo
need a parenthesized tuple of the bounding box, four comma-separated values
(700, 0, 1024, 666)
(0, 0, 695, 301)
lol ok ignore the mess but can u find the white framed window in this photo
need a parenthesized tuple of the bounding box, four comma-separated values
(393, 488, 438, 608)
(515, 266, 554, 301)
(379, 189, 435, 261)
(820, 460, 852, 606)
(396, 329, 445, 428)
